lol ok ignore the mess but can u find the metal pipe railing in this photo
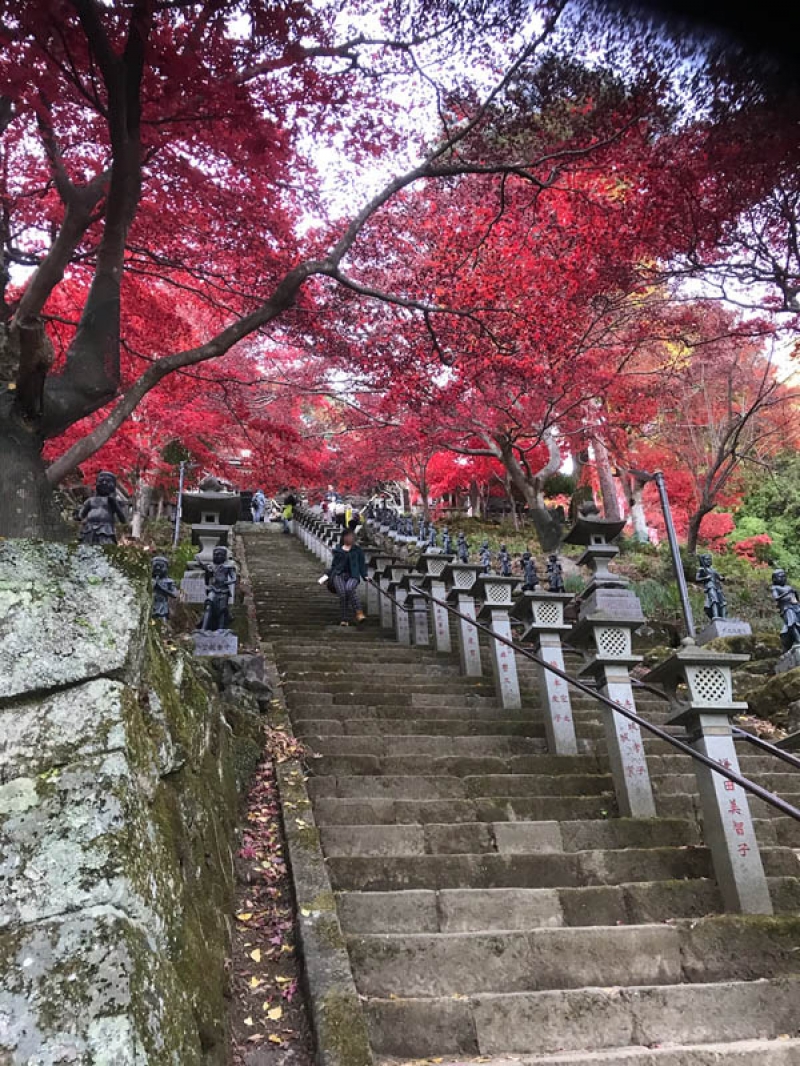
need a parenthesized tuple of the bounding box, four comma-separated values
(298, 513, 800, 823)
(407, 581, 800, 823)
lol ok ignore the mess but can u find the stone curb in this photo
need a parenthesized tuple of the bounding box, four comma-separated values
(238, 532, 374, 1066)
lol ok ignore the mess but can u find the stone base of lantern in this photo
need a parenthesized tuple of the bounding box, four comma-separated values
(696, 617, 752, 645)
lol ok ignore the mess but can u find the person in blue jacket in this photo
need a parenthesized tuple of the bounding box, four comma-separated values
(329, 529, 368, 626)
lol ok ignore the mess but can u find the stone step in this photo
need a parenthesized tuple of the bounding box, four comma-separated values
(307, 772, 615, 800)
(347, 915, 800, 998)
(313, 795, 616, 826)
(364, 979, 800, 1058)
(299, 734, 550, 756)
(293, 718, 552, 737)
(308, 754, 605, 778)
(319, 818, 698, 857)
(337, 877, 800, 934)
(500, 1041, 800, 1066)
(327, 846, 717, 892)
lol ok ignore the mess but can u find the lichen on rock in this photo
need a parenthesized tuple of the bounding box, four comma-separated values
(0, 539, 264, 1064)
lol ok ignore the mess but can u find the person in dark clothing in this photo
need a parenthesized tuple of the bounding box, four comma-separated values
(329, 529, 367, 626)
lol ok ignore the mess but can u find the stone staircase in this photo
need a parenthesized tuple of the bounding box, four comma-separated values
(243, 528, 800, 1065)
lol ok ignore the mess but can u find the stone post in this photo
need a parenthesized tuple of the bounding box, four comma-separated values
(373, 555, 398, 630)
(512, 590, 578, 755)
(363, 548, 382, 618)
(645, 647, 772, 914)
(443, 563, 486, 677)
(417, 552, 455, 653)
(567, 513, 656, 818)
(403, 574, 431, 647)
(387, 563, 414, 645)
(477, 575, 522, 710)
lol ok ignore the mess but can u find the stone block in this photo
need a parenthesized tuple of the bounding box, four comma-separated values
(0, 541, 148, 700)
(438, 888, 563, 932)
(192, 630, 239, 656)
(337, 890, 438, 933)
(179, 570, 207, 603)
(776, 645, 800, 674)
(492, 821, 564, 853)
(697, 618, 753, 645)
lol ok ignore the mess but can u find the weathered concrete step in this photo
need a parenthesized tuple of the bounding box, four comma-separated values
(338, 877, 800, 934)
(309, 754, 605, 778)
(300, 734, 550, 757)
(307, 773, 614, 800)
(285, 680, 499, 696)
(656, 792, 800, 823)
(365, 977, 800, 1058)
(347, 915, 800, 998)
(289, 704, 522, 721)
(651, 772, 800, 795)
(326, 846, 716, 892)
(313, 795, 614, 826)
(320, 818, 697, 857)
(500, 1040, 800, 1066)
(294, 718, 553, 737)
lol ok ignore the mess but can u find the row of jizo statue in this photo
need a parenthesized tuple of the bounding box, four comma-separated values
(74, 473, 800, 654)
(76, 471, 236, 640)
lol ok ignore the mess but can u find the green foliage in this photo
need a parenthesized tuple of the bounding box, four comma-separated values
(731, 453, 800, 575)
(542, 471, 576, 498)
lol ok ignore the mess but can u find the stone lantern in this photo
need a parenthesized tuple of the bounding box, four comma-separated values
(443, 563, 486, 677)
(477, 574, 521, 709)
(567, 510, 656, 818)
(512, 590, 577, 754)
(417, 552, 455, 653)
(401, 571, 431, 646)
(645, 646, 772, 914)
(386, 562, 414, 644)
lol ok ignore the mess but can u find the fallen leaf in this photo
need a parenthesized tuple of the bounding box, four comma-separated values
(267, 1006, 283, 1021)
(236, 912, 253, 922)
(269, 1035, 283, 1045)
(249, 948, 261, 964)
(243, 1017, 254, 1027)
(248, 976, 263, 990)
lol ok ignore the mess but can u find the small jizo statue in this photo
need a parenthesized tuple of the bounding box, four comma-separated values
(79, 470, 127, 545)
(499, 543, 512, 577)
(480, 540, 492, 574)
(457, 531, 470, 563)
(696, 553, 727, 621)
(546, 553, 565, 593)
(521, 551, 539, 591)
(428, 524, 437, 548)
(771, 569, 800, 652)
(151, 556, 179, 620)
(442, 527, 452, 555)
(198, 546, 237, 632)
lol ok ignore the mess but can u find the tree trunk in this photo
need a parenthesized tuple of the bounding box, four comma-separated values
(629, 480, 649, 542)
(593, 435, 622, 521)
(131, 481, 153, 540)
(686, 507, 712, 555)
(0, 404, 68, 539)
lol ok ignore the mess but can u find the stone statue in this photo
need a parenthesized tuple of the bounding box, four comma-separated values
(198, 546, 237, 632)
(457, 532, 470, 563)
(442, 527, 452, 555)
(499, 543, 512, 577)
(480, 540, 492, 574)
(250, 489, 267, 523)
(771, 569, 800, 651)
(418, 518, 429, 542)
(152, 556, 179, 620)
(78, 471, 127, 545)
(428, 524, 437, 549)
(696, 553, 727, 621)
(546, 553, 565, 593)
(521, 552, 539, 591)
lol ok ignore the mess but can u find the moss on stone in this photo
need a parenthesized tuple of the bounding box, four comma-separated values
(295, 824, 322, 852)
(320, 989, 372, 1066)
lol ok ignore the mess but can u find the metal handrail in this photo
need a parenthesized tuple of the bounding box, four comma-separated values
(298, 513, 800, 822)
(732, 726, 800, 771)
(408, 581, 800, 823)
(631, 671, 800, 772)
